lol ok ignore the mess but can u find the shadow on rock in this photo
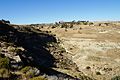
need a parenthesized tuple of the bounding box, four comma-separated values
(0, 23, 56, 67)
(0, 23, 78, 79)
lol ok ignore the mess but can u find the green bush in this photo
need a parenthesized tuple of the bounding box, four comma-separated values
(29, 76, 47, 80)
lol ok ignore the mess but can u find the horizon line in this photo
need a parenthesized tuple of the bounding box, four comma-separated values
(11, 20, 120, 25)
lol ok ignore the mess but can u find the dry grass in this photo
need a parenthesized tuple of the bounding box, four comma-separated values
(39, 23, 120, 80)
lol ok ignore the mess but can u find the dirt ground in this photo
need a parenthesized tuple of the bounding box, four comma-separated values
(39, 24, 120, 80)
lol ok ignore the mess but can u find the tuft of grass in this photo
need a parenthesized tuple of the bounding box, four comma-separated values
(29, 76, 47, 80)
(7, 46, 16, 52)
(111, 76, 120, 80)
(0, 57, 9, 69)
(0, 54, 10, 78)
(20, 66, 32, 73)
(0, 68, 10, 78)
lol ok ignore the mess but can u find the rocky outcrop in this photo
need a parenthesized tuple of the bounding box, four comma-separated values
(0, 21, 90, 80)
(0, 19, 10, 24)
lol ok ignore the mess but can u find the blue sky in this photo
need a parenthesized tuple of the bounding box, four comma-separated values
(0, 0, 120, 24)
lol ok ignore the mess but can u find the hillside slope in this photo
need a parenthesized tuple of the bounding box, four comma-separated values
(38, 21, 120, 80)
(0, 21, 94, 80)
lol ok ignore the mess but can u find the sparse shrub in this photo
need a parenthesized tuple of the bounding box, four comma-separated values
(29, 76, 47, 80)
(79, 27, 82, 30)
(104, 23, 109, 26)
(96, 71, 101, 75)
(21, 66, 40, 79)
(78, 31, 82, 34)
(0, 68, 10, 78)
(83, 21, 89, 25)
(0, 47, 2, 52)
(24, 27, 31, 32)
(103, 67, 112, 72)
(0, 55, 10, 78)
(60, 47, 66, 53)
(77, 21, 90, 25)
(51, 26, 56, 29)
(61, 23, 68, 28)
(69, 48, 73, 50)
(65, 29, 67, 32)
(46, 31, 49, 33)
(76, 21, 83, 25)
(80, 75, 94, 80)
(24, 71, 35, 79)
(7, 46, 16, 52)
(8, 46, 24, 53)
(55, 22, 59, 26)
(0, 54, 5, 58)
(0, 57, 9, 69)
(21, 66, 32, 73)
(111, 76, 120, 80)
(86, 66, 91, 69)
(89, 22, 93, 26)
(1, 42, 12, 47)
(21, 66, 33, 79)
(70, 24, 73, 28)
(48, 31, 52, 33)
